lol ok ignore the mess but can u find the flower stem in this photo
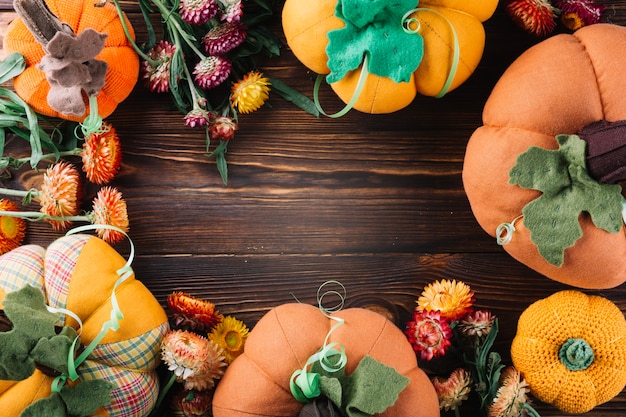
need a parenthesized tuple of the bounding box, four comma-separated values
(111, 0, 157, 65)
(152, 0, 206, 59)
(151, 373, 177, 416)
(5, 149, 82, 169)
(522, 403, 542, 417)
(0, 210, 92, 223)
(0, 187, 36, 198)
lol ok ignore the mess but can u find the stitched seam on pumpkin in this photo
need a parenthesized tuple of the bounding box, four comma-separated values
(418, 11, 472, 73)
(573, 31, 606, 121)
(288, 15, 338, 47)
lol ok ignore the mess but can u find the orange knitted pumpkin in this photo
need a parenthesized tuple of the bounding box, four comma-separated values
(0, 234, 169, 417)
(282, 0, 498, 114)
(463, 23, 626, 289)
(212, 303, 440, 417)
(511, 290, 626, 413)
(4, 0, 138, 122)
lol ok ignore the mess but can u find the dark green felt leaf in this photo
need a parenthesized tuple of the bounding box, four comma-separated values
(3, 285, 58, 340)
(326, 0, 423, 84)
(509, 134, 623, 266)
(30, 333, 77, 375)
(60, 379, 113, 417)
(0, 330, 36, 380)
(20, 393, 67, 417)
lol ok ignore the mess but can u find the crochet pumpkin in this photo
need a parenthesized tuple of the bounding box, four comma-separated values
(282, 0, 498, 114)
(463, 23, 626, 289)
(0, 234, 169, 417)
(212, 303, 440, 417)
(511, 290, 626, 413)
(4, 0, 138, 121)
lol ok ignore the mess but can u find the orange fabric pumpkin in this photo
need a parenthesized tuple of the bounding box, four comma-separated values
(463, 23, 626, 289)
(282, 0, 498, 114)
(4, 0, 139, 122)
(0, 234, 169, 416)
(212, 303, 440, 417)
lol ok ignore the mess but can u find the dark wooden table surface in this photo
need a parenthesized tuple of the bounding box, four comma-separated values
(1, 1, 626, 416)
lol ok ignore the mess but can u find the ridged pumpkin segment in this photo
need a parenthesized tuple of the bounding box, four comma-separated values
(511, 290, 626, 413)
(4, 0, 138, 122)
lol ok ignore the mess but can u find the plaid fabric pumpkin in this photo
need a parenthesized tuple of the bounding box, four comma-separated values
(0, 234, 168, 417)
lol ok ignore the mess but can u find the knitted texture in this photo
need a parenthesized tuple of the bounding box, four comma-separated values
(511, 290, 626, 413)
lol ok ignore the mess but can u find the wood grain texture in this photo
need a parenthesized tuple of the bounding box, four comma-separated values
(1, 1, 626, 416)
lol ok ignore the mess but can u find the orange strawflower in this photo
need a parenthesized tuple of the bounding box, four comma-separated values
(417, 279, 475, 321)
(432, 368, 472, 412)
(0, 199, 26, 254)
(82, 122, 122, 185)
(167, 292, 224, 332)
(230, 70, 271, 114)
(91, 187, 129, 243)
(37, 161, 81, 231)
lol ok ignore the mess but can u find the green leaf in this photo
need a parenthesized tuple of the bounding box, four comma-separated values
(269, 77, 319, 117)
(0, 53, 26, 84)
(509, 134, 623, 266)
(3, 285, 57, 341)
(30, 332, 77, 375)
(60, 379, 113, 417)
(20, 393, 67, 417)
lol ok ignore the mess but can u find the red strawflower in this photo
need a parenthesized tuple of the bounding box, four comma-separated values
(209, 116, 237, 142)
(506, 0, 559, 37)
(405, 310, 453, 361)
(202, 22, 247, 56)
(143, 40, 176, 93)
(193, 56, 232, 90)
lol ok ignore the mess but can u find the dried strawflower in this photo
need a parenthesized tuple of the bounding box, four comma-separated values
(167, 292, 224, 332)
(458, 309, 495, 338)
(209, 116, 237, 142)
(230, 70, 271, 114)
(506, 0, 560, 37)
(218, 0, 243, 22)
(184, 108, 213, 128)
(170, 389, 213, 417)
(0, 199, 26, 254)
(194, 56, 232, 90)
(432, 368, 473, 412)
(202, 22, 247, 55)
(38, 161, 81, 231)
(417, 279, 475, 321)
(208, 315, 249, 363)
(91, 187, 129, 243)
(82, 122, 122, 185)
(488, 367, 540, 417)
(556, 0, 605, 31)
(180, 0, 218, 25)
(143, 40, 176, 93)
(161, 329, 227, 391)
(405, 310, 453, 361)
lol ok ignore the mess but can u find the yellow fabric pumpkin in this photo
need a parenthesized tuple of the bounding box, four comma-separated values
(511, 290, 626, 413)
(0, 234, 168, 417)
(4, 0, 139, 122)
(282, 0, 498, 114)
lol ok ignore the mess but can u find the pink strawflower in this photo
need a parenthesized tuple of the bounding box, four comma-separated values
(506, 0, 559, 37)
(209, 116, 238, 142)
(458, 310, 495, 338)
(193, 56, 232, 90)
(143, 40, 176, 93)
(405, 310, 453, 361)
(555, 0, 605, 30)
(217, 0, 243, 22)
(184, 108, 213, 128)
(432, 368, 473, 412)
(180, 0, 218, 25)
(202, 22, 247, 56)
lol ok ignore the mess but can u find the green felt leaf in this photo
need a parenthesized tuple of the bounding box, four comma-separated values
(326, 0, 423, 84)
(509, 134, 623, 266)
(20, 393, 67, 417)
(60, 379, 113, 417)
(30, 332, 77, 375)
(3, 285, 58, 341)
(313, 355, 408, 417)
(0, 330, 36, 380)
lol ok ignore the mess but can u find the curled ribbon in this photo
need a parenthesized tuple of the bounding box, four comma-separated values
(496, 215, 523, 246)
(49, 224, 134, 393)
(290, 281, 348, 402)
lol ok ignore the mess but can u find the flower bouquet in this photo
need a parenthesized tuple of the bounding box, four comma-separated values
(405, 280, 541, 417)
